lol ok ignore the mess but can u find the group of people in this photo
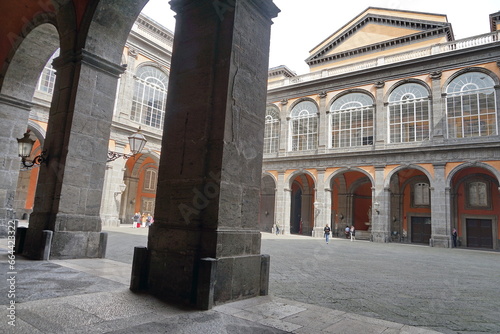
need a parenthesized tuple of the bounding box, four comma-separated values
(323, 224, 356, 243)
(132, 212, 154, 228)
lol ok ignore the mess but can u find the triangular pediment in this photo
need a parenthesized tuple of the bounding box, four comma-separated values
(307, 7, 453, 68)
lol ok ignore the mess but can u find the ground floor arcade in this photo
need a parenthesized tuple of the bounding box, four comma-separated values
(259, 160, 500, 250)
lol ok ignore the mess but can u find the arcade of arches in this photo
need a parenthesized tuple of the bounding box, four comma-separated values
(0, 0, 280, 309)
(260, 164, 500, 250)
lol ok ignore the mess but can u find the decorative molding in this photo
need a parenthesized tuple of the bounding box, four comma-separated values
(128, 48, 139, 59)
(280, 98, 288, 105)
(0, 94, 33, 111)
(318, 91, 327, 98)
(374, 81, 385, 88)
(430, 70, 442, 80)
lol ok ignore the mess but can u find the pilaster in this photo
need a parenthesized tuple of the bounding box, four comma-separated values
(371, 165, 390, 242)
(430, 71, 445, 142)
(430, 163, 451, 247)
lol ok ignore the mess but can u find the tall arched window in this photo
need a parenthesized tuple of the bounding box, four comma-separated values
(143, 168, 158, 192)
(388, 83, 430, 143)
(37, 49, 59, 95)
(130, 66, 169, 129)
(330, 93, 373, 148)
(446, 72, 497, 138)
(264, 106, 280, 154)
(289, 101, 318, 151)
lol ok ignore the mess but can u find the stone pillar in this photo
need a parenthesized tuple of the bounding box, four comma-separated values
(374, 81, 386, 147)
(146, 0, 280, 308)
(100, 159, 127, 227)
(430, 71, 445, 143)
(430, 163, 450, 247)
(371, 166, 390, 242)
(312, 168, 327, 237)
(0, 94, 33, 237)
(23, 50, 124, 259)
(274, 170, 286, 233)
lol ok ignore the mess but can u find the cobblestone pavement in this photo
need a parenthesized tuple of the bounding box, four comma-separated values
(102, 227, 500, 333)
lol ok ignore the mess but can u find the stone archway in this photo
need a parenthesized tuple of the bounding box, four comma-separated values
(389, 168, 432, 244)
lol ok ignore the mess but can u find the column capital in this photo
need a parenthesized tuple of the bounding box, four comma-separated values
(0, 93, 33, 110)
(170, 0, 280, 21)
(53, 49, 126, 78)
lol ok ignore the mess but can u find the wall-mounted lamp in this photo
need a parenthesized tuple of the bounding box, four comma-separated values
(108, 127, 147, 162)
(17, 131, 47, 169)
(373, 202, 380, 215)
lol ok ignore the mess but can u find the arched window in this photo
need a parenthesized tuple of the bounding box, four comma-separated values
(264, 106, 280, 154)
(330, 93, 373, 148)
(131, 66, 169, 129)
(37, 49, 59, 94)
(289, 101, 318, 151)
(388, 83, 430, 143)
(143, 168, 158, 192)
(446, 72, 497, 138)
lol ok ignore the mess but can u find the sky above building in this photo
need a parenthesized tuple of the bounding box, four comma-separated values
(142, 0, 499, 74)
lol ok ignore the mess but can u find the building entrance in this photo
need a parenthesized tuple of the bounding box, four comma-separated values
(411, 217, 431, 244)
(466, 219, 493, 249)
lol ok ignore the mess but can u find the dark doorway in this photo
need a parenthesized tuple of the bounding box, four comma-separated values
(466, 219, 493, 249)
(290, 187, 302, 234)
(411, 216, 431, 244)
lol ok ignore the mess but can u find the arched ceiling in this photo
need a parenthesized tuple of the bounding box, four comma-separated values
(0, 0, 91, 74)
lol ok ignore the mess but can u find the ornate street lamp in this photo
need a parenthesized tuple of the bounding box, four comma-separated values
(17, 131, 47, 169)
(107, 127, 147, 162)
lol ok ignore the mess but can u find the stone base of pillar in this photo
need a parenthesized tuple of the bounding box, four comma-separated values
(312, 227, 325, 238)
(101, 216, 121, 227)
(372, 231, 391, 243)
(430, 235, 450, 248)
(148, 252, 270, 310)
(23, 229, 107, 259)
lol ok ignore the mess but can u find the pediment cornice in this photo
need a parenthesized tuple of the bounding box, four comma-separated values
(307, 13, 453, 66)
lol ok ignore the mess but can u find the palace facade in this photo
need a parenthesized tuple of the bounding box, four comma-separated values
(260, 8, 500, 250)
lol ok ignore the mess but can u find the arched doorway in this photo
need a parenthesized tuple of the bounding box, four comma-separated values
(259, 174, 276, 232)
(289, 173, 315, 235)
(389, 168, 432, 244)
(451, 166, 500, 249)
(330, 170, 373, 239)
(120, 153, 159, 225)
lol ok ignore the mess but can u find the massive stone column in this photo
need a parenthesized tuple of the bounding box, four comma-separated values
(147, 0, 279, 309)
(100, 160, 126, 227)
(430, 163, 450, 247)
(312, 168, 327, 237)
(0, 95, 33, 237)
(275, 169, 287, 233)
(23, 50, 124, 259)
(371, 165, 390, 242)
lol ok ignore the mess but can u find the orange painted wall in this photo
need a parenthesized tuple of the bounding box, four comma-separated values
(453, 168, 500, 239)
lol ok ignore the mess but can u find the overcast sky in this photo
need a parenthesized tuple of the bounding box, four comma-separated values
(142, 0, 499, 74)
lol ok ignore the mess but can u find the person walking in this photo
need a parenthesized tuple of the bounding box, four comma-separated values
(324, 224, 331, 244)
(452, 228, 458, 247)
(350, 225, 356, 241)
(345, 225, 350, 239)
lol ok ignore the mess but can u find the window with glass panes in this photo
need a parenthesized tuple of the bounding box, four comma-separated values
(388, 83, 430, 143)
(143, 168, 157, 192)
(130, 66, 168, 129)
(446, 72, 497, 138)
(264, 106, 280, 154)
(330, 93, 373, 148)
(37, 49, 60, 94)
(290, 101, 318, 151)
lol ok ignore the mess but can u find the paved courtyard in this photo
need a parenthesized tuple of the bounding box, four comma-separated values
(103, 226, 500, 333)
